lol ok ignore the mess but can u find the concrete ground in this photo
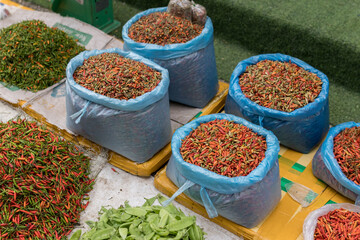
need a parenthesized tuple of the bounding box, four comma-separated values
(0, 96, 243, 240)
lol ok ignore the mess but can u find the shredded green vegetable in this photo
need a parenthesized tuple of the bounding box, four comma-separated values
(70, 195, 205, 240)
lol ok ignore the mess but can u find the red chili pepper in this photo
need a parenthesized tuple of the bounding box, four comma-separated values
(73, 53, 162, 101)
(128, 12, 203, 46)
(314, 208, 360, 240)
(239, 60, 322, 112)
(333, 126, 360, 184)
(180, 119, 267, 177)
(0, 119, 94, 239)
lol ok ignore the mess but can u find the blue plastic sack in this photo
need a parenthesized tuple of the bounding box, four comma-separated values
(122, 7, 218, 108)
(66, 48, 172, 163)
(312, 122, 360, 203)
(225, 53, 330, 153)
(165, 113, 281, 228)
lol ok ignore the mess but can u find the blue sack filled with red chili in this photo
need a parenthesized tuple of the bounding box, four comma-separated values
(312, 122, 360, 203)
(225, 53, 329, 153)
(122, 7, 218, 108)
(66, 48, 171, 163)
(164, 113, 281, 228)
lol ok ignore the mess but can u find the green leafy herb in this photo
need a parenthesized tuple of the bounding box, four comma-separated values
(72, 195, 205, 240)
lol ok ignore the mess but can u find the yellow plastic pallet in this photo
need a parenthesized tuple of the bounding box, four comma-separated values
(154, 145, 354, 240)
(0, 0, 32, 10)
(108, 81, 229, 177)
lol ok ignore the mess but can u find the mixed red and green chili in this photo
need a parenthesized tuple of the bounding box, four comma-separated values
(128, 12, 204, 46)
(0, 119, 94, 239)
(239, 60, 323, 112)
(180, 119, 267, 177)
(73, 53, 162, 100)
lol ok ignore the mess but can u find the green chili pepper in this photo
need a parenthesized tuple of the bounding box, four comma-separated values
(0, 20, 85, 91)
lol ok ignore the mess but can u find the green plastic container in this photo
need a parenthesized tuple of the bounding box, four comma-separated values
(51, 0, 120, 33)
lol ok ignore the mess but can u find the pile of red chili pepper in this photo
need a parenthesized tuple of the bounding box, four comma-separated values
(180, 119, 267, 178)
(239, 60, 323, 112)
(73, 53, 162, 100)
(0, 119, 94, 239)
(333, 126, 360, 184)
(314, 208, 360, 240)
(128, 12, 204, 45)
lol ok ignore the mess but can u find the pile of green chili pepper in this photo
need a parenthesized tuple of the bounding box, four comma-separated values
(0, 119, 94, 239)
(70, 195, 205, 240)
(0, 20, 85, 91)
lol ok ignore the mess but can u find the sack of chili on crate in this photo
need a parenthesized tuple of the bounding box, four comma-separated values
(312, 122, 360, 202)
(66, 48, 172, 163)
(122, 3, 218, 108)
(163, 113, 281, 228)
(303, 203, 360, 240)
(225, 53, 330, 153)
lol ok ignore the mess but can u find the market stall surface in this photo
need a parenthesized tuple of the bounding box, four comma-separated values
(3, 2, 355, 240)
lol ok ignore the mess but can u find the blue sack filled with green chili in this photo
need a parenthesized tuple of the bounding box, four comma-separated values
(225, 53, 329, 153)
(122, 7, 218, 108)
(164, 113, 281, 228)
(66, 48, 171, 163)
